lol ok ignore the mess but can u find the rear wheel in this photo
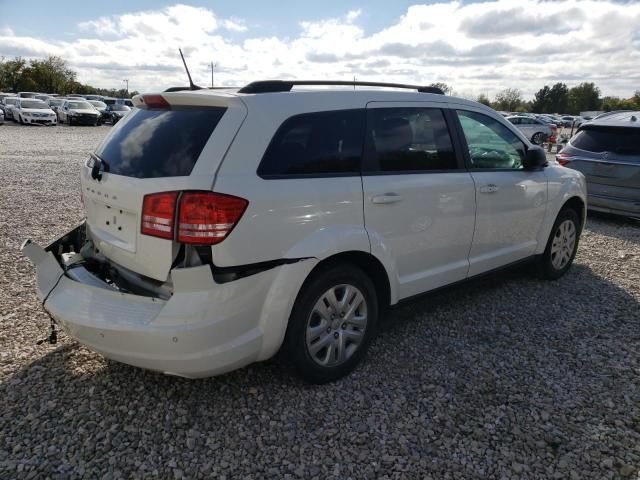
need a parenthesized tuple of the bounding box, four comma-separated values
(532, 132, 545, 145)
(283, 264, 378, 384)
(538, 208, 581, 279)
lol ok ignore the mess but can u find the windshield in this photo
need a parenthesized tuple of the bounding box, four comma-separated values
(89, 101, 107, 109)
(572, 127, 640, 156)
(68, 101, 93, 109)
(111, 104, 130, 111)
(21, 100, 49, 109)
(49, 99, 63, 106)
(4, 98, 19, 105)
(95, 107, 226, 178)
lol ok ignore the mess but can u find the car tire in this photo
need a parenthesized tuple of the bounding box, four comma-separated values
(532, 132, 545, 145)
(283, 263, 378, 384)
(538, 208, 581, 280)
(18, 115, 24, 125)
(68, 117, 73, 126)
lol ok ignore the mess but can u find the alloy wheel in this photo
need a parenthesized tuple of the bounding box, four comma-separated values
(305, 284, 368, 367)
(550, 219, 576, 270)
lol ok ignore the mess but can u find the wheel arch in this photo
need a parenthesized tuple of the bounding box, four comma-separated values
(562, 196, 586, 229)
(301, 251, 392, 312)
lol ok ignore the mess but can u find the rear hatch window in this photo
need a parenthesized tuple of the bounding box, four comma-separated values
(572, 127, 640, 158)
(95, 107, 227, 178)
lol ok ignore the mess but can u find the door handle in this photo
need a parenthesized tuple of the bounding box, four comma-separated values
(371, 193, 404, 204)
(479, 184, 499, 194)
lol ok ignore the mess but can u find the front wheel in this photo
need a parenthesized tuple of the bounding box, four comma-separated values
(283, 264, 378, 384)
(68, 117, 73, 126)
(538, 208, 581, 279)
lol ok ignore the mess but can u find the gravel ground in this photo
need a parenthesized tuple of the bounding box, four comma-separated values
(1, 122, 639, 479)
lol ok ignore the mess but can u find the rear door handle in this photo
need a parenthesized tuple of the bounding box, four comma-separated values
(479, 184, 499, 194)
(371, 193, 404, 204)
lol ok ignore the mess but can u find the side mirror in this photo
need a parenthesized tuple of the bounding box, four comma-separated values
(523, 146, 547, 170)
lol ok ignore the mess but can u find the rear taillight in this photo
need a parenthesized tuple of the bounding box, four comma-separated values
(142, 192, 179, 239)
(178, 192, 248, 245)
(556, 153, 574, 166)
(141, 191, 248, 245)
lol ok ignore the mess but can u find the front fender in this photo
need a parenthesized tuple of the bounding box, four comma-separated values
(536, 167, 587, 254)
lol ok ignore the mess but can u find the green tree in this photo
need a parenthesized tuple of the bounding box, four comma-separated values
(568, 82, 601, 114)
(494, 88, 522, 111)
(548, 83, 569, 113)
(531, 85, 551, 113)
(428, 82, 451, 95)
(476, 93, 491, 106)
(29, 56, 76, 93)
(0, 56, 27, 92)
(531, 83, 568, 114)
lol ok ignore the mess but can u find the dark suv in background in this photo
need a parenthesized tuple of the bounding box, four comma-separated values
(558, 111, 640, 219)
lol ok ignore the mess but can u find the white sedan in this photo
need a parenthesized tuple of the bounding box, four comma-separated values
(506, 115, 556, 145)
(14, 98, 57, 126)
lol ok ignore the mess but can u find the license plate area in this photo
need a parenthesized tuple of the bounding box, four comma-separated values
(89, 200, 137, 252)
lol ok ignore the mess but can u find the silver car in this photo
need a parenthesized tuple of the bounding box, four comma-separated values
(506, 115, 556, 145)
(557, 111, 640, 219)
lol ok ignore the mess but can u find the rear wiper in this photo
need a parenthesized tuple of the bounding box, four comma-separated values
(89, 153, 109, 181)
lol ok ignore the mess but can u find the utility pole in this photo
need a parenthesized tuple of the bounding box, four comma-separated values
(123, 79, 129, 95)
(211, 62, 216, 88)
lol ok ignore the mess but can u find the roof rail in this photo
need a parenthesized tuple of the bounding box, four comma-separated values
(237, 80, 445, 95)
(164, 86, 239, 92)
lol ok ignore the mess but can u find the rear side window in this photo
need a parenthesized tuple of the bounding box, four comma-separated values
(258, 109, 365, 177)
(572, 127, 640, 156)
(364, 108, 457, 172)
(95, 107, 226, 178)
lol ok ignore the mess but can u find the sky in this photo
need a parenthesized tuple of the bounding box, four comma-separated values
(0, 0, 639, 99)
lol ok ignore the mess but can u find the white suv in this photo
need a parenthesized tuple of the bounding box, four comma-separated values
(23, 80, 587, 383)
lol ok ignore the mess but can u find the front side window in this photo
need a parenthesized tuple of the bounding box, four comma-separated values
(258, 109, 365, 177)
(457, 110, 526, 169)
(364, 108, 457, 172)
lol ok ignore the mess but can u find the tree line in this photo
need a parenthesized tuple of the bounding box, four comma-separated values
(0, 56, 138, 98)
(2, 55, 638, 112)
(473, 83, 640, 115)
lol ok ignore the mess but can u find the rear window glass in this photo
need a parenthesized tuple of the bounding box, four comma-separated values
(365, 108, 457, 172)
(258, 109, 364, 177)
(572, 127, 640, 156)
(95, 107, 226, 178)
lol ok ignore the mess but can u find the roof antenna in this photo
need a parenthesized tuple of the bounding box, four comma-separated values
(179, 48, 201, 90)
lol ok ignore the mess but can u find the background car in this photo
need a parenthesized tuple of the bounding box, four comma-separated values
(17, 92, 38, 98)
(561, 115, 586, 128)
(0, 109, 4, 125)
(87, 100, 109, 125)
(57, 100, 100, 126)
(105, 103, 131, 124)
(14, 98, 57, 125)
(557, 110, 640, 219)
(507, 115, 556, 144)
(47, 98, 66, 114)
(2, 96, 20, 120)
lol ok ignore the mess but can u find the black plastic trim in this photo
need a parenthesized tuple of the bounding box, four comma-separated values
(238, 80, 444, 95)
(211, 257, 311, 284)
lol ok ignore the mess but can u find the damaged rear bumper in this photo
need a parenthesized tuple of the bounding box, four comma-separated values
(21, 223, 315, 378)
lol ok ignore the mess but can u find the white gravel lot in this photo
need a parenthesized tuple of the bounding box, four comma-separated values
(0, 122, 639, 479)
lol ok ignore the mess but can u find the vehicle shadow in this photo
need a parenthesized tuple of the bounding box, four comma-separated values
(2, 263, 639, 478)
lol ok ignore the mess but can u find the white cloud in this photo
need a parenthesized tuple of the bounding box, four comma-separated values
(0, 1, 639, 98)
(0, 26, 14, 36)
(222, 18, 248, 32)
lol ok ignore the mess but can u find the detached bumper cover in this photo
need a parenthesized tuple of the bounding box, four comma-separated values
(21, 224, 281, 378)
